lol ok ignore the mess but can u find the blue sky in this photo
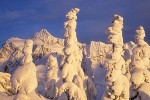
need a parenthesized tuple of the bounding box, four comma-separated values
(0, 0, 150, 46)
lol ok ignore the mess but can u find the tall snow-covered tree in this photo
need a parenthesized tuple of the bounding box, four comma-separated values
(102, 14, 129, 100)
(130, 26, 150, 100)
(60, 8, 96, 100)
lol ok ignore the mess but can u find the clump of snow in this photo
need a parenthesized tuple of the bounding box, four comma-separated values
(59, 82, 87, 100)
(102, 69, 129, 100)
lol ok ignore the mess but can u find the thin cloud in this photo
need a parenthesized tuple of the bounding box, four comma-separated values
(0, 11, 22, 20)
(0, 9, 37, 23)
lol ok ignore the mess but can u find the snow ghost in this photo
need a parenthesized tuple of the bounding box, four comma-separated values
(11, 39, 37, 94)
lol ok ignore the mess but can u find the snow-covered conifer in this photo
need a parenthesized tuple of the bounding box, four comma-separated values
(102, 14, 129, 100)
(60, 8, 96, 100)
(11, 40, 38, 97)
(130, 26, 150, 99)
(45, 55, 67, 99)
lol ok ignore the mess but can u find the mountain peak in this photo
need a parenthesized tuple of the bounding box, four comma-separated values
(40, 29, 49, 34)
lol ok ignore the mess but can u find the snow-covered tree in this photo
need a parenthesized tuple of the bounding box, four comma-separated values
(45, 55, 67, 100)
(60, 8, 96, 100)
(105, 15, 126, 73)
(123, 42, 136, 80)
(10, 39, 38, 99)
(61, 8, 83, 82)
(130, 26, 150, 100)
(102, 14, 129, 100)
